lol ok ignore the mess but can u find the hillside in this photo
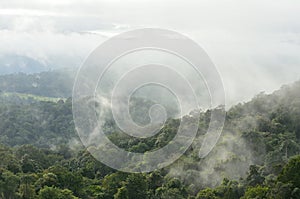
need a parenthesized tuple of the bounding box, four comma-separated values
(0, 54, 48, 75)
(0, 92, 65, 104)
(0, 70, 74, 98)
(0, 80, 300, 198)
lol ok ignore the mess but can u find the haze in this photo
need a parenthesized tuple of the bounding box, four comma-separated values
(0, 0, 299, 106)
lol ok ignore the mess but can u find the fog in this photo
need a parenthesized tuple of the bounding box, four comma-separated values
(1, 0, 299, 106)
(1, 1, 299, 188)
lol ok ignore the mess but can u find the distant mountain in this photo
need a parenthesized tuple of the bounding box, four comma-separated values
(0, 54, 50, 75)
(0, 70, 75, 98)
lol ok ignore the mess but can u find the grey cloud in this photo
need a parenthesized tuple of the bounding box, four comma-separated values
(0, 0, 299, 106)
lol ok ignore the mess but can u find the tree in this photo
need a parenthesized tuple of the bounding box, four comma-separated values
(39, 186, 61, 199)
(38, 186, 77, 199)
(114, 187, 128, 199)
(246, 165, 265, 187)
(0, 169, 20, 199)
(19, 184, 36, 199)
(40, 173, 59, 187)
(125, 174, 148, 199)
(19, 174, 37, 199)
(196, 188, 217, 199)
(278, 155, 300, 188)
(155, 178, 188, 199)
(214, 179, 242, 199)
(46, 166, 83, 196)
(241, 186, 268, 199)
(102, 172, 128, 198)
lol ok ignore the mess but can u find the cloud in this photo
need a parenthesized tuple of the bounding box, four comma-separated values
(0, 0, 299, 106)
(0, 29, 106, 69)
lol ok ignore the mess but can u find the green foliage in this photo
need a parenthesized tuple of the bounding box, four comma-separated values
(114, 186, 128, 199)
(245, 165, 265, 187)
(196, 188, 218, 199)
(0, 142, 300, 198)
(101, 172, 129, 198)
(1, 75, 300, 198)
(124, 174, 148, 199)
(155, 178, 188, 199)
(38, 186, 77, 199)
(0, 99, 76, 147)
(241, 186, 268, 199)
(278, 156, 300, 188)
(214, 179, 243, 199)
(0, 71, 74, 98)
(0, 169, 20, 199)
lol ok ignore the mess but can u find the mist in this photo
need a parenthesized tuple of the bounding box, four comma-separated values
(1, 0, 300, 181)
(1, 0, 300, 105)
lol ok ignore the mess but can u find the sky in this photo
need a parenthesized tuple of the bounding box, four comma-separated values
(0, 0, 300, 106)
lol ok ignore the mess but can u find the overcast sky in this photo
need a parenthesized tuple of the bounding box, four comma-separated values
(0, 0, 300, 106)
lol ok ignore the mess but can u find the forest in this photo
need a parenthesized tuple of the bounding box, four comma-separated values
(1, 72, 300, 198)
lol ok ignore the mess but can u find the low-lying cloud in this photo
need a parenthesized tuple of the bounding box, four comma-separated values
(0, 0, 299, 106)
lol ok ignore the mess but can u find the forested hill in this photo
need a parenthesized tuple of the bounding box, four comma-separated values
(228, 80, 300, 133)
(0, 70, 74, 98)
(1, 78, 299, 150)
(0, 79, 300, 198)
(0, 98, 75, 147)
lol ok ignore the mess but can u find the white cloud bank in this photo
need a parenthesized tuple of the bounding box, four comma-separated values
(0, 0, 299, 106)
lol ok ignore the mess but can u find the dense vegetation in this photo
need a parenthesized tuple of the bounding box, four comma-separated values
(0, 71, 74, 98)
(0, 98, 74, 147)
(1, 71, 300, 198)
